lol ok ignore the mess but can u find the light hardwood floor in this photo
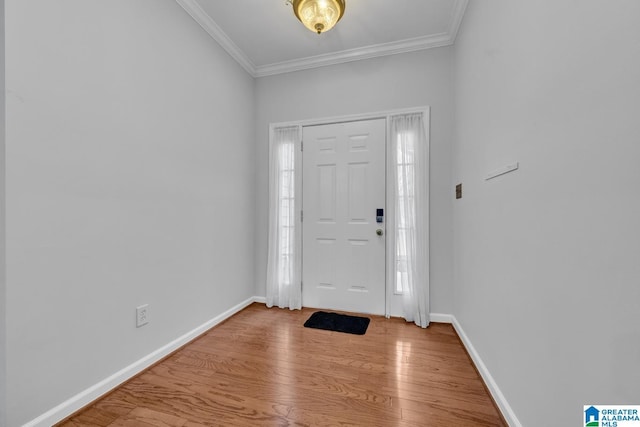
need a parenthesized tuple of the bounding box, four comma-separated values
(58, 304, 506, 426)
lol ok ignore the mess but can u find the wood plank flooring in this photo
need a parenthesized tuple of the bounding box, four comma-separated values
(58, 304, 506, 426)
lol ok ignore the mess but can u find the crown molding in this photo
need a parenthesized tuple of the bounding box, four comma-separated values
(254, 32, 453, 77)
(449, 0, 469, 41)
(176, 0, 468, 78)
(175, 0, 257, 76)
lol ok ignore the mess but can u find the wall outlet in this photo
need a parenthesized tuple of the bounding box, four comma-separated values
(136, 304, 149, 328)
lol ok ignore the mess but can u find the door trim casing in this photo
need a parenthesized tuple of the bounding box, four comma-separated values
(269, 106, 430, 318)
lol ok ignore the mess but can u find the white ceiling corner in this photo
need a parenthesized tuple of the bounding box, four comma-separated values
(176, 0, 469, 78)
(175, 0, 257, 76)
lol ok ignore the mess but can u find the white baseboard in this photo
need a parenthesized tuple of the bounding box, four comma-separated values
(429, 312, 454, 323)
(253, 296, 266, 304)
(24, 296, 262, 427)
(451, 315, 522, 427)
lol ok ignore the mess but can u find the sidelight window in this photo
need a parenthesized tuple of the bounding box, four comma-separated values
(390, 112, 430, 327)
(266, 126, 301, 310)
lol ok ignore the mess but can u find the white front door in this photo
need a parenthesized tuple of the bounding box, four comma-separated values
(302, 119, 386, 315)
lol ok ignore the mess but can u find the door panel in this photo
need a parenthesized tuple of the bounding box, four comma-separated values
(302, 119, 386, 315)
(317, 165, 336, 221)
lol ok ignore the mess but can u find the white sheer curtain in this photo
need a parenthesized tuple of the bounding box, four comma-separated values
(266, 126, 302, 310)
(390, 113, 430, 328)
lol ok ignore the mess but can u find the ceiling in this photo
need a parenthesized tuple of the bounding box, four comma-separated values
(176, 0, 468, 77)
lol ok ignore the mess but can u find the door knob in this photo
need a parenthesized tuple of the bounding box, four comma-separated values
(376, 229, 383, 236)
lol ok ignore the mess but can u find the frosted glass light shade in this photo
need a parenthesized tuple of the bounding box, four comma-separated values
(292, 0, 346, 34)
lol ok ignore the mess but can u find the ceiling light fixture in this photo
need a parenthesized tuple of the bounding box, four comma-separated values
(287, 0, 346, 35)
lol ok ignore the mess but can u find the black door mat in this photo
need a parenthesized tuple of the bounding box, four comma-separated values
(303, 311, 370, 335)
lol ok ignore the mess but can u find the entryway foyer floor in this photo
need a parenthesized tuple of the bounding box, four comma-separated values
(58, 303, 506, 426)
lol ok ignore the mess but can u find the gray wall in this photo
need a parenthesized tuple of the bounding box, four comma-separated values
(4, 1, 255, 425)
(255, 47, 455, 315)
(453, 1, 640, 425)
(0, 0, 6, 425)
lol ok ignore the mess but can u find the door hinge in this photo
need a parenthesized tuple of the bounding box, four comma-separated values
(300, 139, 304, 151)
(301, 210, 304, 222)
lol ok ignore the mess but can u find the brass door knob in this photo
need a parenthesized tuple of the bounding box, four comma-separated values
(376, 229, 383, 236)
